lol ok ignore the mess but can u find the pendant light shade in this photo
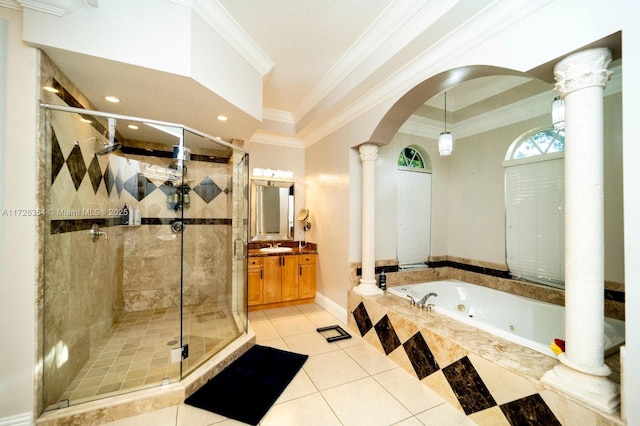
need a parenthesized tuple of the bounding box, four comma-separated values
(439, 92, 453, 156)
(552, 96, 565, 131)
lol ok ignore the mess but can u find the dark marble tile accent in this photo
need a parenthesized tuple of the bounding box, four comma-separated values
(190, 153, 230, 163)
(104, 163, 114, 196)
(124, 173, 157, 202)
(192, 176, 222, 203)
(500, 394, 561, 426)
(441, 356, 497, 415)
(426, 260, 512, 279)
(66, 143, 87, 190)
(119, 146, 229, 163)
(159, 183, 176, 196)
(51, 131, 65, 184)
(115, 168, 123, 197)
(356, 265, 401, 276)
(374, 315, 401, 355)
(403, 332, 440, 379)
(87, 155, 103, 194)
(605, 289, 625, 303)
(50, 217, 232, 234)
(352, 302, 373, 337)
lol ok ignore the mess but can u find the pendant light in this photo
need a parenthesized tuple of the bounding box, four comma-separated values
(551, 96, 565, 131)
(439, 92, 453, 156)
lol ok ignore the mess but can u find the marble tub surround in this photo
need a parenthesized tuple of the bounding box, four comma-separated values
(350, 256, 625, 321)
(347, 291, 624, 425)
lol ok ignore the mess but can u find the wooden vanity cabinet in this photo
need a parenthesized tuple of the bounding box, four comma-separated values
(248, 252, 317, 310)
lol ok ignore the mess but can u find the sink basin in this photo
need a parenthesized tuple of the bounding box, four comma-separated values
(259, 247, 293, 254)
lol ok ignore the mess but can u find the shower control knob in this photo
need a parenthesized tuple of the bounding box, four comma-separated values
(171, 220, 184, 234)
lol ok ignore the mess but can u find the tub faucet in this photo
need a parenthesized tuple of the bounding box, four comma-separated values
(418, 292, 438, 308)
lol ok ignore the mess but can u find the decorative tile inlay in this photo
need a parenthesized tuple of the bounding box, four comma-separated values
(66, 143, 87, 190)
(374, 315, 401, 355)
(51, 131, 65, 184)
(87, 156, 103, 194)
(159, 182, 176, 196)
(403, 332, 439, 379)
(353, 302, 373, 336)
(103, 163, 114, 196)
(441, 356, 497, 415)
(192, 176, 222, 203)
(115, 168, 123, 197)
(124, 173, 157, 202)
(500, 394, 561, 426)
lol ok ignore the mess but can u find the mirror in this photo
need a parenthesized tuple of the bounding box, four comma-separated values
(298, 208, 311, 231)
(250, 179, 294, 241)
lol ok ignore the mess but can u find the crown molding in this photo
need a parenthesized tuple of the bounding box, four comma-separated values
(16, 0, 97, 16)
(181, 0, 274, 76)
(263, 108, 295, 125)
(0, 0, 21, 10)
(249, 131, 304, 149)
(302, 0, 554, 147)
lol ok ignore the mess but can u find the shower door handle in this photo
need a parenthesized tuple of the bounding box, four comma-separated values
(234, 239, 246, 260)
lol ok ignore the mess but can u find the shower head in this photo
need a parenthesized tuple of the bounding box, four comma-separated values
(95, 141, 122, 156)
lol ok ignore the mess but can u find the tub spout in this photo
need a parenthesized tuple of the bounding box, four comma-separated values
(418, 292, 438, 308)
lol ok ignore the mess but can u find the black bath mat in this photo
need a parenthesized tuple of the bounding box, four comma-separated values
(185, 344, 308, 425)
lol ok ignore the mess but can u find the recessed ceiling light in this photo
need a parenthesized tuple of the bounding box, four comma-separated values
(104, 96, 120, 103)
(80, 118, 92, 124)
(127, 124, 139, 130)
(43, 86, 59, 93)
(216, 115, 228, 121)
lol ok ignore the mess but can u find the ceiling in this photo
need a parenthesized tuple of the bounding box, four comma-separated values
(18, 0, 622, 148)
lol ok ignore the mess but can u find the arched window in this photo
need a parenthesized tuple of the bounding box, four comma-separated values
(396, 146, 431, 268)
(504, 128, 565, 288)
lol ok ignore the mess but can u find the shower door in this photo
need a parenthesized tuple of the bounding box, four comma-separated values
(178, 129, 248, 376)
(41, 104, 249, 411)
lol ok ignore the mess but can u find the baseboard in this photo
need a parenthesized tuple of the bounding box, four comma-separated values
(314, 292, 348, 324)
(0, 412, 33, 426)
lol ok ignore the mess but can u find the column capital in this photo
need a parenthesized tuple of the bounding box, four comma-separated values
(554, 48, 613, 96)
(359, 143, 379, 162)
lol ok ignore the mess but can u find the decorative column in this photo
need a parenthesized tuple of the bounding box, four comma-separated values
(541, 48, 618, 413)
(353, 143, 383, 296)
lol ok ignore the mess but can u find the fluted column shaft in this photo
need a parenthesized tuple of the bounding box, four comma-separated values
(354, 144, 383, 296)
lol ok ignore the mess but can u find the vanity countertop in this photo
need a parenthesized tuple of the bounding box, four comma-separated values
(248, 242, 317, 257)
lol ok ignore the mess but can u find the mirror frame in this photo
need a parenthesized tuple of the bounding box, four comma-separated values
(250, 178, 294, 241)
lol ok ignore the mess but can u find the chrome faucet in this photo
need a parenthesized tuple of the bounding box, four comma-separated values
(417, 292, 437, 309)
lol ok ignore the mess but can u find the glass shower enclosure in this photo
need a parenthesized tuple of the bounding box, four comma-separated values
(40, 104, 249, 410)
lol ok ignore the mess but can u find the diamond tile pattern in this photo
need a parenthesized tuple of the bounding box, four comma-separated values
(192, 176, 222, 203)
(51, 131, 65, 184)
(351, 301, 561, 425)
(500, 394, 562, 426)
(66, 143, 87, 190)
(403, 332, 439, 379)
(374, 315, 401, 355)
(87, 156, 103, 194)
(50, 136, 230, 204)
(124, 173, 157, 202)
(353, 302, 373, 336)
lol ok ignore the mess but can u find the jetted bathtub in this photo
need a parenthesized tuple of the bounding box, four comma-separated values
(387, 279, 625, 358)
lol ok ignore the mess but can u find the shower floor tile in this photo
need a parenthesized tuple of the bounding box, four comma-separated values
(57, 302, 242, 407)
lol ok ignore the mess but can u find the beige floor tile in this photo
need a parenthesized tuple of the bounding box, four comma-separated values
(262, 305, 304, 320)
(270, 315, 318, 337)
(260, 393, 341, 426)
(344, 342, 398, 375)
(304, 309, 345, 327)
(248, 310, 269, 323)
(373, 368, 446, 415)
(176, 404, 229, 425)
(275, 369, 318, 403)
(321, 376, 412, 426)
(282, 331, 341, 356)
(259, 337, 289, 351)
(303, 349, 369, 390)
(250, 320, 281, 342)
(415, 402, 477, 426)
(393, 417, 425, 425)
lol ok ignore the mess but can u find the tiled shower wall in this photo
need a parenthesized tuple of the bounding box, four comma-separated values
(40, 54, 235, 407)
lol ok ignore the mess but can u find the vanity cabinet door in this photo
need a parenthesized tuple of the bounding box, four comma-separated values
(262, 256, 283, 304)
(281, 255, 300, 301)
(247, 258, 263, 306)
(298, 254, 317, 299)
